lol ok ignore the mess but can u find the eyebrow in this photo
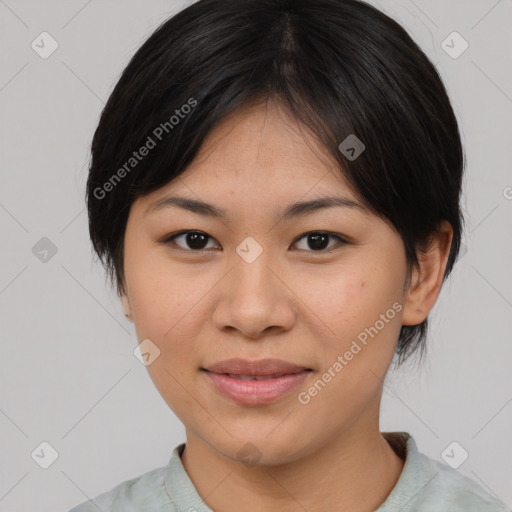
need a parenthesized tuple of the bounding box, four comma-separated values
(145, 195, 369, 222)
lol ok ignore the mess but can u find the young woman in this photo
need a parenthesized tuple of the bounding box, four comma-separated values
(70, 0, 508, 510)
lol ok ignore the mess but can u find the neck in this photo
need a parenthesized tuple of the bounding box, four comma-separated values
(180, 416, 405, 512)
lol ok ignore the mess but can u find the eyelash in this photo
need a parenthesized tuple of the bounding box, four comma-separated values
(160, 230, 350, 254)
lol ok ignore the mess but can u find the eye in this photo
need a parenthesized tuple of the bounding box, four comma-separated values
(161, 230, 348, 253)
(291, 231, 348, 252)
(163, 230, 220, 251)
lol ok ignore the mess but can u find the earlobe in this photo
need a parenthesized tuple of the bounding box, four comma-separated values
(121, 292, 133, 322)
(401, 221, 453, 326)
(401, 265, 427, 326)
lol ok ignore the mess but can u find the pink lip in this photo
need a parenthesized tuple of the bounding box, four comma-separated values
(203, 370, 311, 405)
(204, 357, 309, 376)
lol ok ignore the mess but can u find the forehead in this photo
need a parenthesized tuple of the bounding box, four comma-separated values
(132, 98, 376, 229)
(168, 99, 354, 196)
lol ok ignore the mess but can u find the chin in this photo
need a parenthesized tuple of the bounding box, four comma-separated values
(204, 428, 314, 468)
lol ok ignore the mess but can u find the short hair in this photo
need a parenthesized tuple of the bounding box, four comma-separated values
(86, 0, 465, 365)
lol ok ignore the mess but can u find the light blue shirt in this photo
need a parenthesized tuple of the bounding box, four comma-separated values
(69, 432, 509, 511)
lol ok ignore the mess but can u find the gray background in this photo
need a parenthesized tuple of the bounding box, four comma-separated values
(0, 1, 511, 510)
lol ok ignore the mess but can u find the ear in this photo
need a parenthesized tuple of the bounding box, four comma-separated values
(401, 220, 453, 326)
(121, 291, 133, 322)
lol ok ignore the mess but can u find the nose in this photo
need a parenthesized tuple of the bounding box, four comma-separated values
(212, 249, 297, 340)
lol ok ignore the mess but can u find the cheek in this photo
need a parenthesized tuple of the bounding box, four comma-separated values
(126, 256, 209, 415)
(297, 263, 401, 334)
(295, 259, 404, 386)
(125, 246, 225, 378)
(291, 272, 402, 433)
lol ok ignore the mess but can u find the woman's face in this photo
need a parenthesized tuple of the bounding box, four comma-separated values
(121, 100, 416, 465)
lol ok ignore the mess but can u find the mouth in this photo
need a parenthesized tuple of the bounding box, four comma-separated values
(218, 372, 310, 381)
(201, 363, 313, 406)
(202, 357, 312, 377)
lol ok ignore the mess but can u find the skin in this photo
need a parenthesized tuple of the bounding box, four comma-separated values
(121, 98, 453, 512)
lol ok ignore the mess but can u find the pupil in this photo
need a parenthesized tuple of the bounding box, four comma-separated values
(188, 232, 207, 249)
(309, 233, 328, 250)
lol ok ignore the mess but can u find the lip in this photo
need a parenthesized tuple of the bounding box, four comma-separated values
(203, 357, 310, 376)
(203, 370, 311, 405)
(202, 358, 312, 405)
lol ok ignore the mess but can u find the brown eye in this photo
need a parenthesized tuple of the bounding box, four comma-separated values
(292, 232, 348, 252)
(164, 231, 219, 251)
(161, 230, 348, 253)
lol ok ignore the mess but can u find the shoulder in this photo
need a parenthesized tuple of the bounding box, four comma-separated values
(68, 464, 171, 512)
(68, 442, 212, 512)
(379, 432, 509, 512)
(419, 454, 509, 512)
